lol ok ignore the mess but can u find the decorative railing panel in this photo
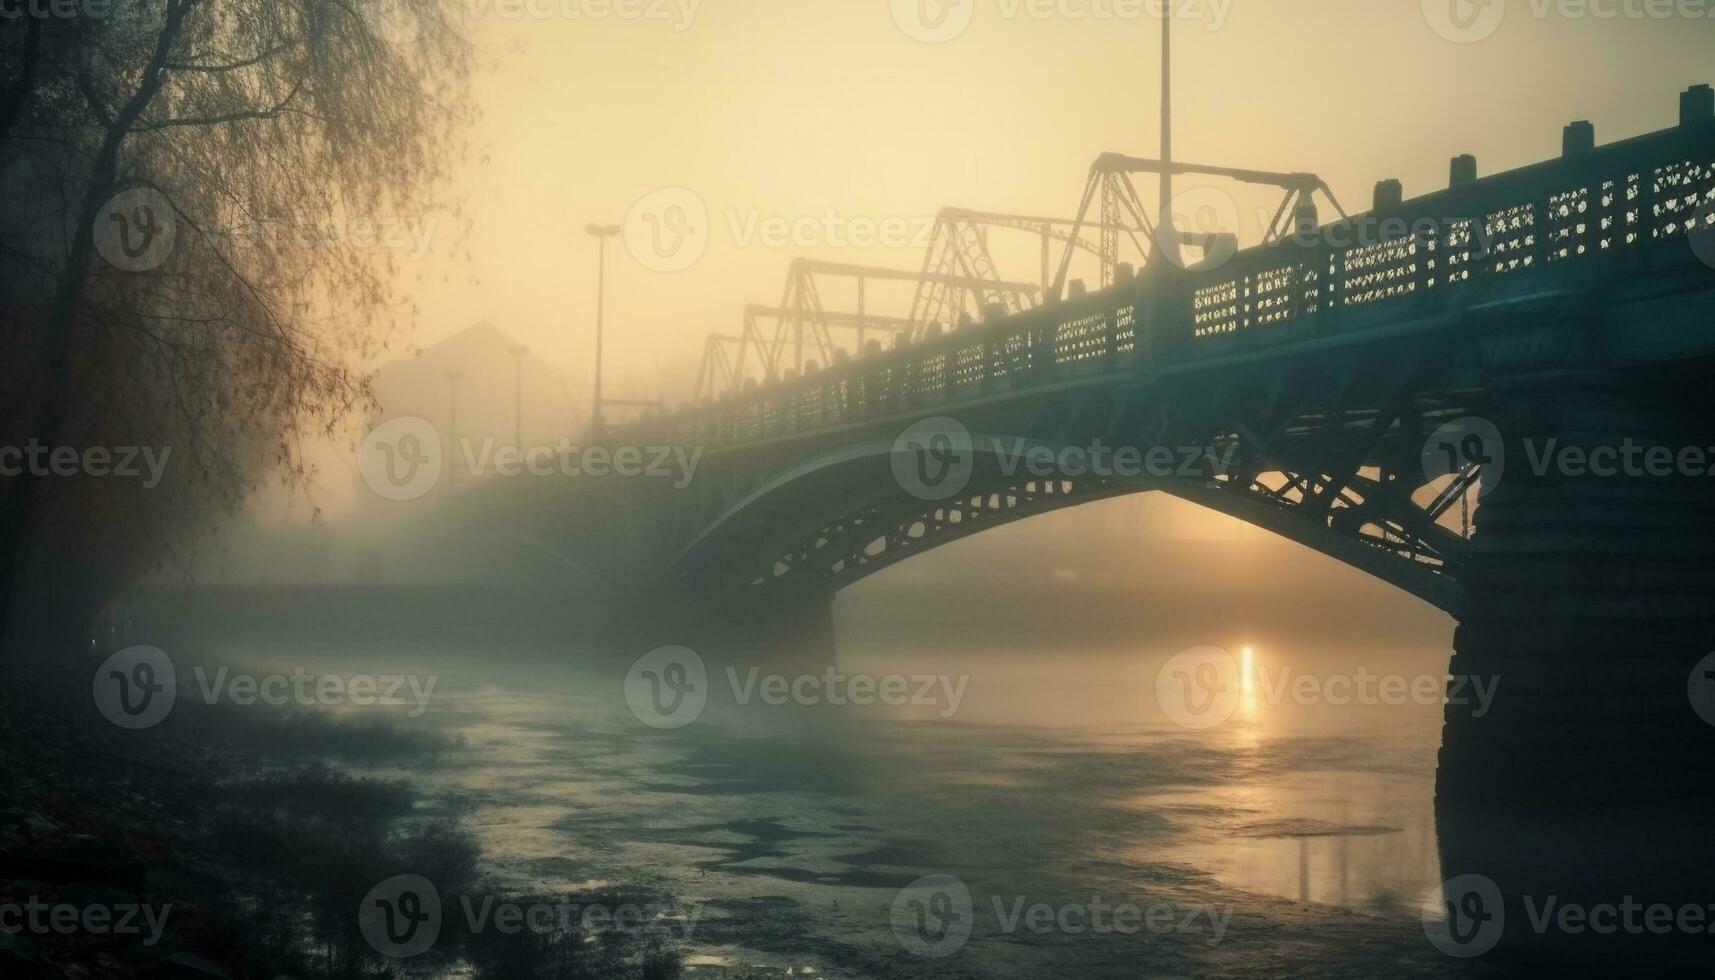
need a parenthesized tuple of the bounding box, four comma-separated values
(630, 121, 1714, 451)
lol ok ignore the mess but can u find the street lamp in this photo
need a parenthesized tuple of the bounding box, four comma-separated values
(444, 370, 464, 494)
(508, 344, 529, 450)
(585, 222, 622, 440)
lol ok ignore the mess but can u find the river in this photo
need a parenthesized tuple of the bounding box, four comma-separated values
(242, 593, 1493, 979)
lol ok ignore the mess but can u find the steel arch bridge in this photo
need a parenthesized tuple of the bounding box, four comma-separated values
(437, 88, 1715, 969)
(463, 89, 1715, 619)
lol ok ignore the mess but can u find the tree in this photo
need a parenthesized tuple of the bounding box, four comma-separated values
(0, 0, 473, 658)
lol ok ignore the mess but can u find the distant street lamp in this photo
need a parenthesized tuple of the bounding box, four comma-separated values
(585, 223, 622, 440)
(508, 344, 529, 450)
(444, 370, 463, 494)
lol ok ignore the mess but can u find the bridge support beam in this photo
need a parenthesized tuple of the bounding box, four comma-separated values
(1436, 376, 1715, 970)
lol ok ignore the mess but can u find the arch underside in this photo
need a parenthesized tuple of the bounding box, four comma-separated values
(705, 456, 1472, 615)
(656, 337, 1489, 614)
(666, 367, 1484, 613)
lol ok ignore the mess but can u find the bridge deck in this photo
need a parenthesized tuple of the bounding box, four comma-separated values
(626, 118, 1715, 452)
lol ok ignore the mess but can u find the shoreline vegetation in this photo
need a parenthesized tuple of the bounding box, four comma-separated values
(0, 636, 687, 980)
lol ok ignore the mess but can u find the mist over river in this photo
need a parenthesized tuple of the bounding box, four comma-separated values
(183, 575, 1490, 979)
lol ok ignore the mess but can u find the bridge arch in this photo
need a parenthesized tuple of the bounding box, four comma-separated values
(671, 430, 1467, 614)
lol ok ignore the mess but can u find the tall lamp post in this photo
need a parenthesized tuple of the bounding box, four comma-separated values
(585, 223, 621, 440)
(444, 370, 463, 495)
(508, 344, 529, 450)
(1156, 6, 1177, 267)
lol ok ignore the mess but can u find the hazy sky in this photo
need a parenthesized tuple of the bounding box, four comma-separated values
(389, 0, 1712, 400)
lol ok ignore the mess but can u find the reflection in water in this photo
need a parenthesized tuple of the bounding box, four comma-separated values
(276, 634, 1480, 978)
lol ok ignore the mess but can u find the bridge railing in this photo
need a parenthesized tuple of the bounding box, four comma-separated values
(623, 115, 1714, 452)
(1187, 120, 1714, 343)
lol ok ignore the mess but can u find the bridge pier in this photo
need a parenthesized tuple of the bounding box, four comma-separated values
(1435, 375, 1715, 972)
